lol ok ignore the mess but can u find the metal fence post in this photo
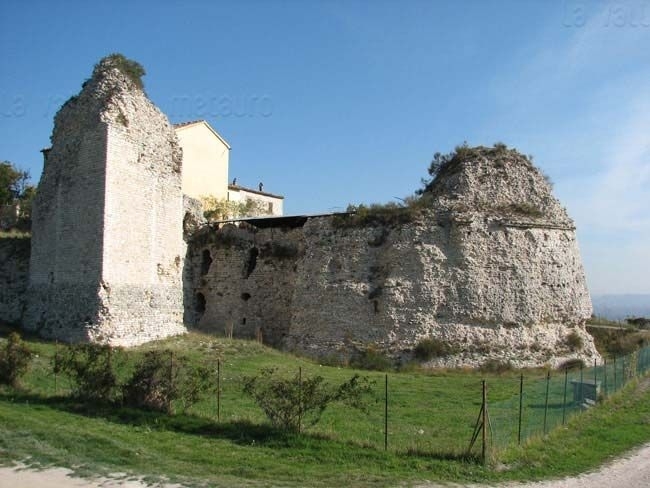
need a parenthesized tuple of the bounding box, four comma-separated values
(562, 367, 568, 425)
(298, 366, 302, 434)
(543, 371, 550, 435)
(614, 356, 617, 391)
(518, 374, 523, 445)
(579, 363, 584, 404)
(217, 359, 221, 422)
(169, 350, 174, 414)
(54, 340, 59, 395)
(384, 374, 388, 452)
(482, 380, 487, 464)
(603, 358, 607, 397)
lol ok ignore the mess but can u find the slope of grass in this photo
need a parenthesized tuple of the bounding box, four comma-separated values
(1, 329, 649, 487)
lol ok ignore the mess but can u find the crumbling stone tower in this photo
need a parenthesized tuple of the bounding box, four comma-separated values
(25, 55, 186, 345)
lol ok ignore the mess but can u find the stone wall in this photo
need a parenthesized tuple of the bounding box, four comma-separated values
(0, 236, 30, 325)
(25, 56, 186, 345)
(187, 224, 302, 347)
(187, 148, 599, 368)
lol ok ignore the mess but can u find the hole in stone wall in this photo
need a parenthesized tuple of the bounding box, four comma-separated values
(368, 287, 383, 300)
(201, 249, 213, 275)
(373, 300, 379, 314)
(241, 292, 251, 301)
(241, 317, 247, 325)
(244, 247, 259, 278)
(195, 292, 206, 315)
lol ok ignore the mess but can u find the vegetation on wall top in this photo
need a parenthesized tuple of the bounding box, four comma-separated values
(201, 195, 271, 222)
(333, 142, 554, 228)
(96, 53, 146, 90)
(418, 142, 534, 195)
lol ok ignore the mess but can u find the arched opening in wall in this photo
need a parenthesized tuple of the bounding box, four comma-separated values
(195, 292, 206, 316)
(241, 292, 251, 301)
(201, 249, 213, 275)
(244, 247, 259, 278)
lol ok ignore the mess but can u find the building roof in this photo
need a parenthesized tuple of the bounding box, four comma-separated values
(228, 184, 284, 199)
(173, 120, 231, 149)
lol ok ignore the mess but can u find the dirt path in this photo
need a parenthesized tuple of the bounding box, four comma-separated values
(2, 443, 649, 487)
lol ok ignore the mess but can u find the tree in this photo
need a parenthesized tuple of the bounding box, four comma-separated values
(0, 161, 29, 205)
(0, 161, 37, 229)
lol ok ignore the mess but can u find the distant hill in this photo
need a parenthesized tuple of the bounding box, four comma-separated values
(591, 294, 650, 321)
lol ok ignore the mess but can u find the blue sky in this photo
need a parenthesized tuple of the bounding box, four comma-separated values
(1, 0, 649, 294)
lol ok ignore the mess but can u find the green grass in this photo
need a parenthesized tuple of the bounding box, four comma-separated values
(1, 329, 649, 487)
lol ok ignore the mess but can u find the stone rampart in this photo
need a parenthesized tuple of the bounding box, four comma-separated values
(187, 148, 599, 368)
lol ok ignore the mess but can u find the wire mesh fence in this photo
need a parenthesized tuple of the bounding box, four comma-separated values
(489, 346, 650, 453)
(16, 338, 650, 461)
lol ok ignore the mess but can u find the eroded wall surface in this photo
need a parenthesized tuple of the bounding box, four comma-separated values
(187, 149, 598, 368)
(25, 57, 186, 345)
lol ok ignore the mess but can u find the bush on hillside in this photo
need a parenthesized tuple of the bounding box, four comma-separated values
(242, 368, 374, 432)
(54, 343, 120, 402)
(122, 350, 216, 414)
(349, 345, 395, 371)
(0, 332, 33, 388)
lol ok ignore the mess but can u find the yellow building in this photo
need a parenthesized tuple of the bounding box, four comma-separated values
(175, 120, 230, 200)
(175, 119, 284, 217)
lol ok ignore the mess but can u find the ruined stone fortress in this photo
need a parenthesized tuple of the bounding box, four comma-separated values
(2, 55, 600, 368)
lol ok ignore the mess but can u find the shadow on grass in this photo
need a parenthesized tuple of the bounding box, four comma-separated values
(0, 389, 291, 446)
(0, 389, 482, 463)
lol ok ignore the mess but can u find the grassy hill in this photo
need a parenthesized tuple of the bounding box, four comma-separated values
(1, 328, 649, 487)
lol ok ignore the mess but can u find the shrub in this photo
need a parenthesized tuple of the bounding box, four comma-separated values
(558, 358, 585, 371)
(587, 327, 650, 357)
(100, 53, 146, 90)
(54, 344, 119, 402)
(626, 317, 650, 329)
(418, 142, 535, 194)
(350, 345, 394, 371)
(123, 350, 216, 414)
(0, 332, 33, 388)
(413, 338, 455, 361)
(566, 331, 584, 351)
(242, 368, 373, 432)
(332, 202, 419, 229)
(201, 195, 270, 221)
(479, 359, 514, 374)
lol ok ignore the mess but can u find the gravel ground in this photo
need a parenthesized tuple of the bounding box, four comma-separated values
(1, 443, 649, 488)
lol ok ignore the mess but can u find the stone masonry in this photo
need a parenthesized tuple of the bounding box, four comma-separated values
(23, 56, 186, 345)
(0, 55, 599, 368)
(187, 148, 599, 368)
